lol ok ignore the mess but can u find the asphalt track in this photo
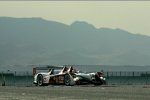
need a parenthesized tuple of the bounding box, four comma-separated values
(0, 85, 150, 100)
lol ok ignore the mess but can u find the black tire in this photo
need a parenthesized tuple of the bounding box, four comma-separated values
(93, 75, 104, 85)
(37, 74, 44, 86)
(64, 74, 71, 86)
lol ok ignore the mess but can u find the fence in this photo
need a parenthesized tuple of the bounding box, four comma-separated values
(0, 71, 33, 86)
(0, 71, 150, 86)
(104, 71, 150, 85)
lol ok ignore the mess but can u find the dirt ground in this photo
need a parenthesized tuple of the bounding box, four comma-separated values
(0, 85, 150, 100)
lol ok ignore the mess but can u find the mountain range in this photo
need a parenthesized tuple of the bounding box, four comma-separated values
(0, 17, 150, 66)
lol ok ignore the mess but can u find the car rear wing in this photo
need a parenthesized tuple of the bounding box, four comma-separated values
(32, 65, 63, 76)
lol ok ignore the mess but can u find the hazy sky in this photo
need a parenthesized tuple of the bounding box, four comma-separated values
(0, 1, 150, 36)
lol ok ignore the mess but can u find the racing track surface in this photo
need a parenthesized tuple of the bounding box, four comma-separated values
(0, 85, 150, 100)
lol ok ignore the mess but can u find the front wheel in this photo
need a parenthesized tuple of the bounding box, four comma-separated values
(37, 74, 44, 86)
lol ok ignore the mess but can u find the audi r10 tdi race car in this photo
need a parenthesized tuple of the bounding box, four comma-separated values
(33, 66, 106, 86)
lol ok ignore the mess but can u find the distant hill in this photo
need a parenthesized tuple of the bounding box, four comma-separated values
(0, 17, 150, 66)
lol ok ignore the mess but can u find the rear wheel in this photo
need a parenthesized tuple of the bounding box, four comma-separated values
(37, 74, 44, 86)
(64, 74, 71, 86)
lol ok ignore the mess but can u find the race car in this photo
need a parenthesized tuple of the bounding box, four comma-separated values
(33, 66, 75, 86)
(33, 66, 106, 86)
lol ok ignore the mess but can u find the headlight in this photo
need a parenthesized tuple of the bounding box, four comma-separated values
(100, 77, 106, 80)
(100, 77, 104, 80)
(103, 78, 106, 80)
(74, 77, 80, 81)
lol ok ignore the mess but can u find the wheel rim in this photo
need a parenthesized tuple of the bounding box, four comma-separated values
(37, 75, 43, 86)
(64, 74, 70, 86)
